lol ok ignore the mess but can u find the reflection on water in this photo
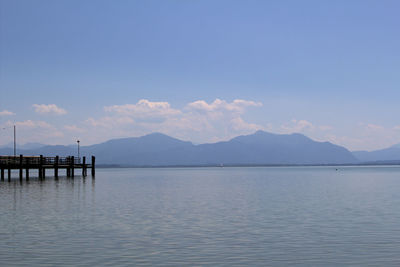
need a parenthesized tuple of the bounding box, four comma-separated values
(1, 176, 95, 208)
(1, 166, 400, 266)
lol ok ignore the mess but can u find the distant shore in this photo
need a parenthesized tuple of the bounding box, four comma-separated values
(97, 161, 400, 168)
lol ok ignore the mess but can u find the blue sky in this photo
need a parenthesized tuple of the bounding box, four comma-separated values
(0, 0, 399, 151)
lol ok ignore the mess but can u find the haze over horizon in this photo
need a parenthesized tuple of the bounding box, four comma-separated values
(1, 0, 399, 151)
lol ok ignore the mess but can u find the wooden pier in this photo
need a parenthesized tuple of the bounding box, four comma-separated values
(0, 155, 95, 181)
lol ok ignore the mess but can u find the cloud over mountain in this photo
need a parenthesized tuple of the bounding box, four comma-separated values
(1, 99, 398, 151)
(33, 104, 67, 115)
(86, 98, 264, 144)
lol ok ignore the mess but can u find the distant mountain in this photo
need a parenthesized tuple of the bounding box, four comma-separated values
(353, 144, 400, 162)
(0, 142, 46, 150)
(0, 145, 75, 157)
(1, 131, 358, 165)
(193, 131, 357, 165)
(86, 133, 194, 165)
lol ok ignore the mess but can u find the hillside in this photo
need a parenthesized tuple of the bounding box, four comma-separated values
(0, 131, 358, 166)
(353, 144, 400, 162)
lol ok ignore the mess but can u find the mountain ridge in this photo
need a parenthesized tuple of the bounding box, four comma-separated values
(352, 143, 400, 162)
(0, 131, 359, 165)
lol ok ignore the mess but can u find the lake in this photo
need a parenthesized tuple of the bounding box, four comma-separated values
(1, 166, 400, 266)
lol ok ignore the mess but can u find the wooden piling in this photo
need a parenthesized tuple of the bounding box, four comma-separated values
(91, 156, 95, 177)
(71, 156, 75, 178)
(19, 154, 23, 180)
(54, 156, 59, 178)
(1, 168, 4, 181)
(25, 157, 29, 180)
(39, 155, 43, 179)
(82, 156, 86, 177)
(8, 168, 11, 182)
(67, 156, 71, 177)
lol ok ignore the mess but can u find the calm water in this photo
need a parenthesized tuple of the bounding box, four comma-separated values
(1, 166, 400, 266)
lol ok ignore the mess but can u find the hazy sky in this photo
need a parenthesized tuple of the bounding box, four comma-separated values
(1, 0, 399, 151)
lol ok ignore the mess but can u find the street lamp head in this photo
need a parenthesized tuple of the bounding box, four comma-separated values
(77, 140, 80, 144)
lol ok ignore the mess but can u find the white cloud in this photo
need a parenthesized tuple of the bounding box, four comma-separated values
(0, 120, 65, 145)
(33, 104, 67, 115)
(323, 123, 400, 151)
(64, 125, 86, 133)
(281, 119, 315, 133)
(187, 98, 262, 113)
(0, 110, 15, 116)
(279, 119, 334, 137)
(105, 99, 181, 119)
(15, 120, 52, 128)
(231, 117, 263, 132)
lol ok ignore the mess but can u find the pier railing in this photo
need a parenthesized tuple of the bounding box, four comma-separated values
(0, 155, 95, 181)
(0, 156, 81, 165)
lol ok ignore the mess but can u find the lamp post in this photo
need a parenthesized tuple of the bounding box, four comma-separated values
(77, 140, 80, 159)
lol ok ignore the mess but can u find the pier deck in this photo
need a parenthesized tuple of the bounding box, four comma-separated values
(0, 155, 95, 181)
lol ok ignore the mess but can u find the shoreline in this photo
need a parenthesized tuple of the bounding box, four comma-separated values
(97, 162, 400, 168)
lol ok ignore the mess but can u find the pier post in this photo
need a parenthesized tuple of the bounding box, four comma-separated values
(19, 154, 23, 181)
(54, 156, 59, 178)
(66, 156, 70, 177)
(71, 156, 75, 178)
(91, 156, 95, 177)
(25, 157, 29, 181)
(8, 168, 11, 182)
(25, 158, 30, 181)
(0, 159, 2, 181)
(82, 156, 86, 177)
(39, 155, 43, 179)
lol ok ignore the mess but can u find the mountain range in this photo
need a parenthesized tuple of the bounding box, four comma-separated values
(0, 131, 388, 166)
(0, 131, 398, 166)
(353, 144, 400, 163)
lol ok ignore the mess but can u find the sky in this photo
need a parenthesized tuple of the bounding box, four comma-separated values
(0, 0, 399, 151)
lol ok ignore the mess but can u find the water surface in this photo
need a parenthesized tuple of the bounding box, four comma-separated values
(1, 166, 400, 266)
